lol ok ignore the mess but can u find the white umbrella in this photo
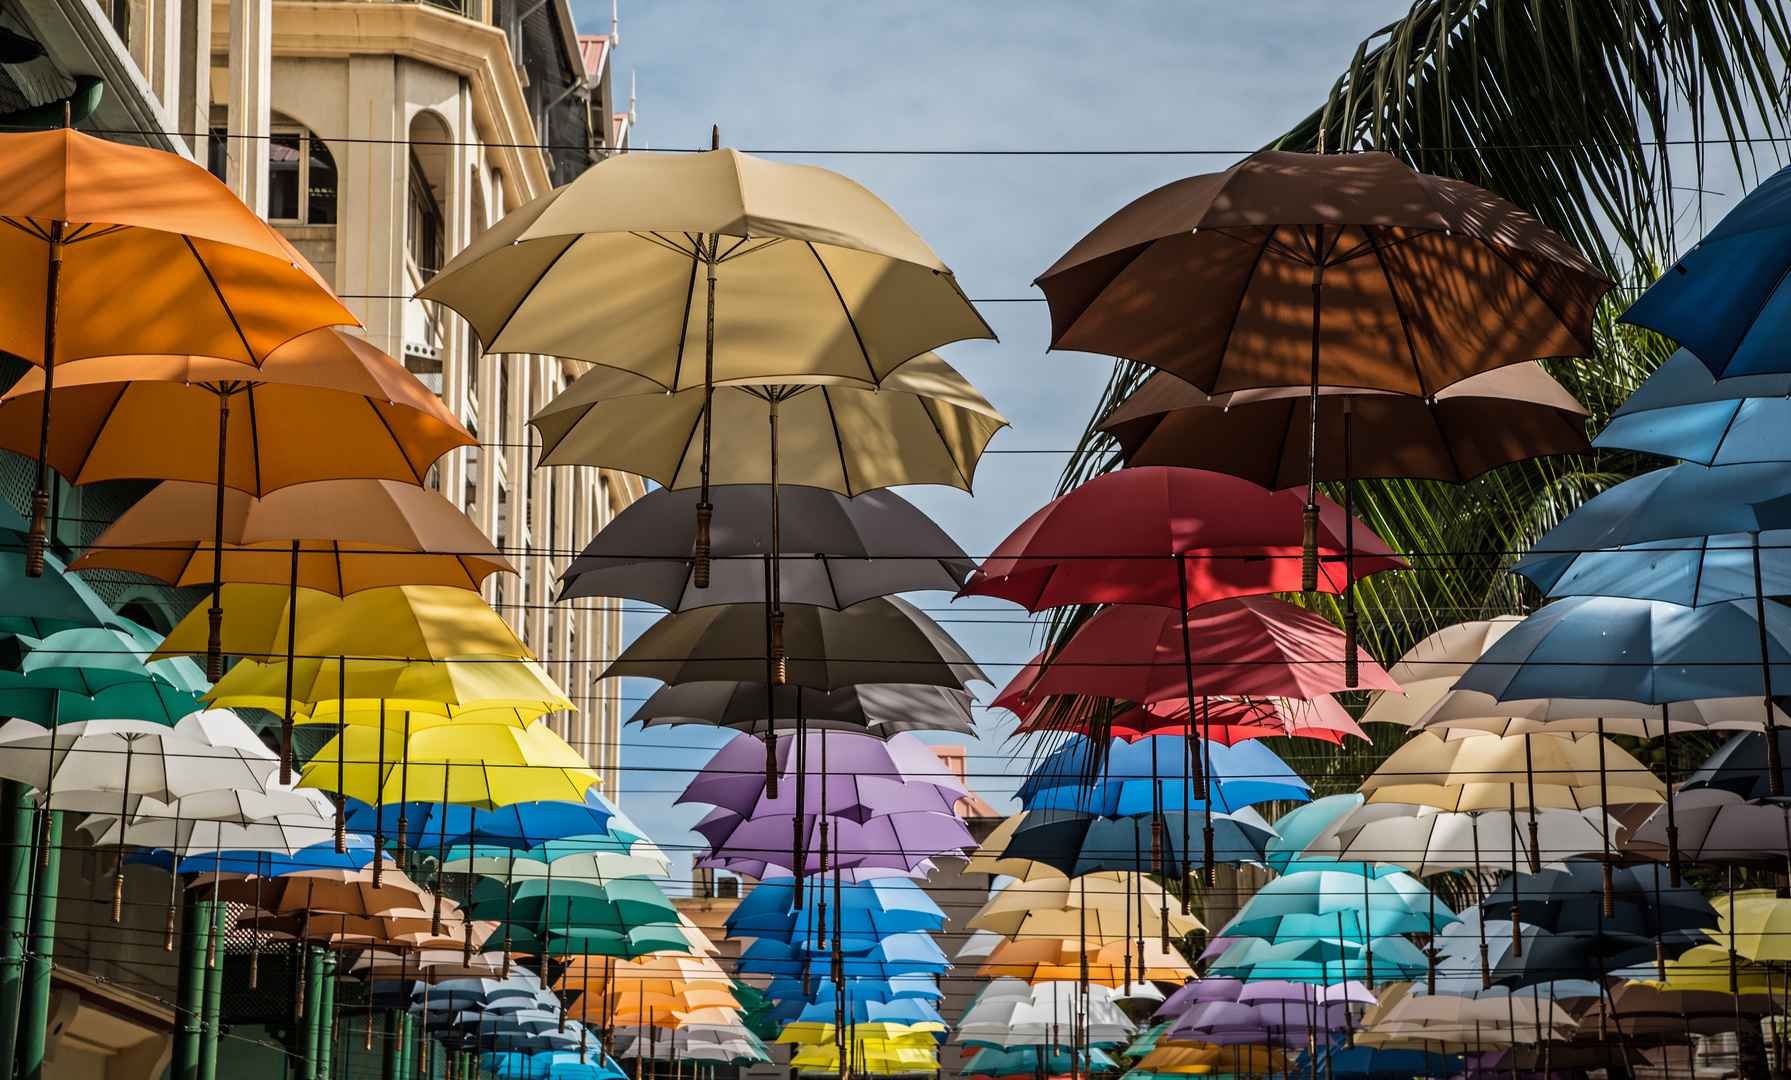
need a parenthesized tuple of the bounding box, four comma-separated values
(1309, 803, 1617, 874)
(70, 782, 329, 834)
(1414, 688, 1779, 738)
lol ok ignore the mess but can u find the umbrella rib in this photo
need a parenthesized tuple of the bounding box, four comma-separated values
(244, 382, 264, 494)
(1470, 237, 1589, 367)
(1209, 238, 1276, 394)
(817, 385, 854, 496)
(363, 396, 424, 484)
(1361, 225, 1442, 411)
(804, 244, 877, 385)
(669, 247, 700, 393)
(182, 236, 259, 363)
(60, 383, 128, 486)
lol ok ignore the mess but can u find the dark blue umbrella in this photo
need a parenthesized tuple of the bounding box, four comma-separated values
(1001, 808, 1276, 876)
(1593, 349, 1791, 464)
(1306, 1044, 1459, 1078)
(1620, 161, 1791, 377)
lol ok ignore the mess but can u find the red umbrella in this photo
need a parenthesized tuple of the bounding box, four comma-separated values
(993, 596, 1399, 712)
(1013, 693, 1367, 744)
(958, 466, 1403, 686)
(960, 467, 1402, 609)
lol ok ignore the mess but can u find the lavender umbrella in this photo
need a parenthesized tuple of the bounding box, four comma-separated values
(691, 807, 972, 878)
(677, 731, 969, 821)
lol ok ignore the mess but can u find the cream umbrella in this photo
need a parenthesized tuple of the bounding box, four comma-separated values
(415, 146, 994, 577)
(1310, 803, 1617, 876)
(967, 873, 1203, 941)
(1359, 732, 1664, 813)
(1359, 617, 1526, 727)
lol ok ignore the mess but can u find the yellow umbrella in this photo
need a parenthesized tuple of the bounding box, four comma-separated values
(205, 656, 571, 718)
(1712, 890, 1791, 964)
(790, 1041, 939, 1074)
(152, 583, 530, 663)
(963, 813, 1066, 881)
(778, 1022, 943, 1046)
(968, 873, 1203, 941)
(298, 723, 598, 810)
(1634, 943, 1778, 994)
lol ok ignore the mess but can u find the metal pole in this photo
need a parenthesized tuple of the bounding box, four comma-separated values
(692, 233, 718, 589)
(317, 955, 337, 1080)
(172, 881, 203, 1080)
(0, 781, 33, 1071)
(299, 946, 322, 1080)
(16, 810, 60, 1080)
(1300, 224, 1326, 592)
(282, 539, 299, 784)
(26, 213, 66, 579)
(198, 898, 226, 1080)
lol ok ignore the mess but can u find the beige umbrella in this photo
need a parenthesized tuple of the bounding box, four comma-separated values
(416, 145, 994, 579)
(1359, 732, 1665, 813)
(963, 813, 1067, 881)
(1358, 617, 1526, 727)
(1411, 688, 1778, 738)
(967, 872, 1203, 942)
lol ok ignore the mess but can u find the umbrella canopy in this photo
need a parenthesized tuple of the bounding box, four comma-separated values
(442, 840, 672, 886)
(531, 353, 1006, 493)
(1097, 364, 1592, 485)
(559, 485, 974, 611)
(994, 596, 1397, 711)
(630, 681, 975, 738)
(1014, 694, 1365, 745)
(1037, 150, 1609, 394)
(1679, 729, 1791, 804)
(604, 597, 986, 691)
(960, 467, 1402, 609)
(1358, 617, 1525, 729)
(1311, 803, 1615, 873)
(416, 147, 992, 389)
(299, 723, 600, 809)
(1018, 735, 1310, 815)
(207, 655, 570, 717)
(1456, 595, 1791, 703)
(0, 625, 206, 726)
(995, 807, 1278, 876)
(1410, 687, 1773, 738)
(0, 330, 471, 491)
(1619, 160, 1791, 377)
(0, 711, 276, 801)
(0, 544, 126, 637)
(1627, 786, 1791, 868)
(691, 808, 970, 879)
(972, 938, 1194, 988)
(969, 873, 1205, 941)
(69, 478, 513, 593)
(0, 126, 352, 367)
(1481, 859, 1717, 937)
(1592, 348, 1791, 465)
(155, 583, 530, 663)
(677, 731, 968, 819)
(204, 865, 431, 915)
(1224, 864, 1451, 940)
(1358, 731, 1665, 811)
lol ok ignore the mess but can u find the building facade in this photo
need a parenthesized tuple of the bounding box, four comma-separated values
(205, 0, 640, 785)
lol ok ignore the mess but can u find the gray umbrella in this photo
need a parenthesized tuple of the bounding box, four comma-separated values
(557, 485, 975, 611)
(630, 681, 977, 736)
(601, 597, 988, 691)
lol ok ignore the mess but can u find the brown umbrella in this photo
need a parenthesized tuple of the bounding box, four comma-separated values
(1095, 363, 1590, 682)
(204, 865, 434, 916)
(0, 327, 475, 679)
(70, 479, 513, 594)
(1039, 149, 1612, 585)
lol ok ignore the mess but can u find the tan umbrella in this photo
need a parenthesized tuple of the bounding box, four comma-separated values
(967, 872, 1203, 941)
(963, 813, 1066, 881)
(1358, 617, 1527, 728)
(69, 478, 513, 593)
(1359, 731, 1665, 812)
(417, 145, 993, 579)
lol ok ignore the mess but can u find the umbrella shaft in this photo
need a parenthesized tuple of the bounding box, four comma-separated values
(26, 219, 66, 579)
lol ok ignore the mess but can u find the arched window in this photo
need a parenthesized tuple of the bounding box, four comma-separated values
(265, 115, 337, 225)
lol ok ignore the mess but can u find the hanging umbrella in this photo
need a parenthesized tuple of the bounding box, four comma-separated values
(677, 731, 970, 819)
(1357, 617, 1526, 729)
(630, 681, 975, 738)
(1037, 149, 1610, 579)
(299, 723, 600, 810)
(968, 873, 1204, 941)
(1016, 694, 1366, 745)
(1100, 364, 1591, 486)
(208, 656, 568, 717)
(559, 485, 975, 611)
(69, 478, 513, 593)
(1312, 803, 1615, 875)
(1358, 731, 1665, 811)
(974, 937, 1197, 988)
(1409, 688, 1773, 738)
(154, 583, 530, 664)
(1592, 348, 1791, 465)
(691, 808, 970, 879)
(0, 330, 476, 678)
(442, 840, 671, 886)
(1618, 160, 1791, 377)
(0, 126, 358, 570)
(0, 542, 123, 637)
(1627, 787, 1791, 869)
(995, 596, 1397, 711)
(0, 625, 206, 726)
(996, 807, 1277, 876)
(1018, 736, 1310, 815)
(1481, 860, 1717, 943)
(415, 145, 993, 568)
(605, 597, 985, 692)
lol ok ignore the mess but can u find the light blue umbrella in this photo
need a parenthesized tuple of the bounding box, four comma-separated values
(1594, 349, 1791, 465)
(1263, 794, 1363, 873)
(1204, 935, 1428, 984)
(962, 1046, 1118, 1076)
(1018, 736, 1310, 814)
(1619, 161, 1791, 378)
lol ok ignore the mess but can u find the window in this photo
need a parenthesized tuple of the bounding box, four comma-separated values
(408, 150, 445, 280)
(265, 129, 338, 225)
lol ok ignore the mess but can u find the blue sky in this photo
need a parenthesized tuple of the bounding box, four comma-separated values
(562, 0, 1432, 890)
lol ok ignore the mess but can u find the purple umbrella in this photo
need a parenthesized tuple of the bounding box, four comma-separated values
(1166, 999, 1343, 1049)
(691, 807, 974, 877)
(677, 731, 968, 819)
(1153, 977, 1249, 1018)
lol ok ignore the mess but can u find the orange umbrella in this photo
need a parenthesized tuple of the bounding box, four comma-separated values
(69, 478, 513, 593)
(0, 327, 475, 678)
(0, 127, 356, 571)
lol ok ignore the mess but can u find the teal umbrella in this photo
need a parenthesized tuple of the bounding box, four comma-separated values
(0, 626, 205, 726)
(0, 544, 120, 637)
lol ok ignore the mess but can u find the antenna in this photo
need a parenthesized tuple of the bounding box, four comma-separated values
(610, 0, 618, 48)
(629, 69, 636, 123)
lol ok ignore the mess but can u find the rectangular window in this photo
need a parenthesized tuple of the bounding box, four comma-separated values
(267, 133, 302, 221)
(306, 135, 338, 225)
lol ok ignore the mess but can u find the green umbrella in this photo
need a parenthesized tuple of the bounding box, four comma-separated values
(469, 877, 678, 929)
(0, 626, 206, 726)
(0, 543, 121, 638)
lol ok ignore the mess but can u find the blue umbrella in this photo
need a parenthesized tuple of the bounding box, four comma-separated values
(1619, 161, 1791, 378)
(728, 879, 945, 944)
(791, 997, 943, 1026)
(1306, 1044, 1460, 1078)
(482, 1050, 626, 1080)
(1001, 808, 1276, 876)
(1018, 736, 1310, 814)
(1593, 349, 1791, 465)
(962, 1046, 1118, 1076)
(1205, 935, 1428, 984)
(1457, 594, 1791, 836)
(347, 795, 622, 851)
(172, 836, 384, 876)
(769, 975, 943, 1005)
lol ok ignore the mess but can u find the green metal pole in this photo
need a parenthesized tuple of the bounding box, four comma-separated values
(198, 899, 226, 1080)
(16, 810, 59, 1080)
(172, 883, 203, 1080)
(397, 1011, 413, 1080)
(0, 781, 33, 1073)
(299, 947, 323, 1080)
(381, 1010, 399, 1080)
(316, 955, 336, 1080)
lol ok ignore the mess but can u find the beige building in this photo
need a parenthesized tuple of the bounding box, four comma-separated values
(201, 0, 640, 784)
